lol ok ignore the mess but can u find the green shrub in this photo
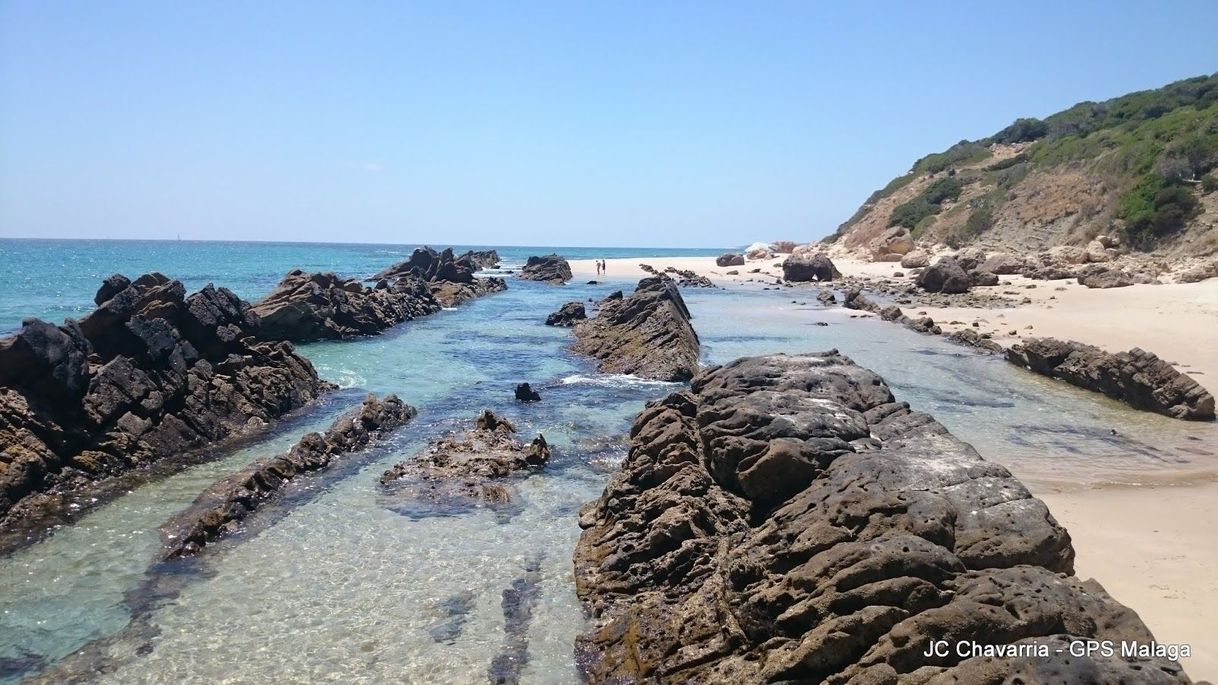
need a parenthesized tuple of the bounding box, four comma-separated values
(1202, 173, 1218, 193)
(911, 214, 937, 239)
(923, 177, 963, 205)
(985, 154, 1028, 171)
(1119, 174, 1202, 245)
(964, 204, 994, 237)
(888, 198, 936, 229)
(992, 118, 1048, 144)
(912, 141, 992, 175)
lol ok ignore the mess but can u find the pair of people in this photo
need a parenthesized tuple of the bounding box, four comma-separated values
(595, 259, 607, 275)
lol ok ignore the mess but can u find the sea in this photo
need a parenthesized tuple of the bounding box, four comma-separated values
(0, 238, 1214, 683)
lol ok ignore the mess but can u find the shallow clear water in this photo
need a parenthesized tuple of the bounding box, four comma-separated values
(0, 241, 1214, 683)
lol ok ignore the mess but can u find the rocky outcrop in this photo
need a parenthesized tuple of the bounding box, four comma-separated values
(0, 273, 331, 528)
(252, 270, 443, 341)
(976, 252, 1027, 275)
(782, 254, 841, 283)
(463, 249, 501, 270)
(1177, 258, 1218, 283)
(662, 267, 715, 288)
(716, 253, 745, 267)
(744, 242, 772, 260)
(570, 277, 700, 381)
(514, 383, 541, 402)
(378, 410, 549, 516)
(1076, 264, 1155, 289)
(159, 394, 414, 559)
(371, 246, 508, 307)
(916, 256, 972, 293)
(844, 289, 941, 336)
(871, 226, 914, 261)
(1007, 337, 1215, 420)
(573, 353, 1189, 684)
(518, 254, 573, 284)
(772, 241, 797, 254)
(545, 301, 586, 327)
(898, 251, 929, 269)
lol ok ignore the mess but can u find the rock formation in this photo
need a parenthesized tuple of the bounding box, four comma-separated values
(570, 277, 700, 381)
(871, 226, 915, 261)
(573, 353, 1190, 684)
(379, 410, 549, 517)
(371, 246, 508, 307)
(252, 270, 443, 341)
(0, 273, 331, 529)
(916, 256, 972, 293)
(782, 254, 841, 282)
(545, 301, 587, 327)
(898, 251, 929, 269)
(514, 383, 541, 402)
(518, 254, 573, 284)
(662, 267, 715, 288)
(159, 394, 414, 559)
(1007, 337, 1215, 420)
(463, 249, 501, 270)
(844, 289, 941, 336)
(715, 253, 745, 267)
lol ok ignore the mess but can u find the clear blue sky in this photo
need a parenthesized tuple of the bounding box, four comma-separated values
(2, 1, 1216, 247)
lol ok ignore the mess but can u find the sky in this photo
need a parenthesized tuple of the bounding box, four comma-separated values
(1, 2, 1217, 248)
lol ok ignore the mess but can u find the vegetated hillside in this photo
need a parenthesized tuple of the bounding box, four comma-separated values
(829, 73, 1218, 259)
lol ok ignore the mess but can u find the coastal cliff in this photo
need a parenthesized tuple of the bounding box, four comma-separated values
(573, 353, 1190, 683)
(827, 73, 1218, 267)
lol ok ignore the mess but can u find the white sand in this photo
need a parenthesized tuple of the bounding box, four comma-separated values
(573, 252, 1218, 678)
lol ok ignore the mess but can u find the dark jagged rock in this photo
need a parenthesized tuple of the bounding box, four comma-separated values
(573, 353, 1189, 684)
(715, 253, 745, 267)
(514, 383, 541, 402)
(379, 410, 549, 517)
(782, 254, 841, 282)
(1007, 337, 1215, 420)
(93, 274, 131, 306)
(545, 301, 586, 327)
(917, 256, 972, 293)
(945, 327, 1004, 353)
(159, 394, 414, 559)
(463, 249, 501, 270)
(251, 270, 443, 341)
(370, 246, 508, 307)
(969, 269, 1000, 286)
(518, 254, 573, 284)
(571, 277, 700, 381)
(0, 273, 331, 530)
(671, 269, 714, 288)
(638, 263, 658, 275)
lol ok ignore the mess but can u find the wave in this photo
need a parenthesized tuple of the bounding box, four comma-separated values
(559, 373, 681, 388)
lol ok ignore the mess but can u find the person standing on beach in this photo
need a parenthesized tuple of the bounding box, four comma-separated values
(595, 260, 602, 275)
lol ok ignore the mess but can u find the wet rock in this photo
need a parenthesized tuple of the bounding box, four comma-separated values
(514, 383, 541, 402)
(252, 270, 444, 341)
(668, 269, 715, 288)
(0, 273, 331, 530)
(917, 257, 971, 293)
(518, 254, 573, 284)
(573, 352, 1185, 684)
(816, 289, 836, 304)
(379, 410, 550, 518)
(1007, 338, 1215, 420)
(545, 301, 586, 327)
(370, 246, 508, 306)
(782, 254, 841, 282)
(716, 253, 745, 267)
(945, 328, 1004, 353)
(159, 394, 415, 559)
(571, 277, 700, 381)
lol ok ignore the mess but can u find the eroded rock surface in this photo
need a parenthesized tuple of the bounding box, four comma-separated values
(0, 273, 331, 531)
(573, 353, 1188, 684)
(379, 410, 549, 518)
(374, 246, 508, 307)
(916, 256, 972, 293)
(716, 253, 745, 267)
(783, 254, 841, 282)
(570, 277, 700, 381)
(159, 394, 415, 559)
(252, 270, 443, 341)
(545, 301, 586, 327)
(1007, 337, 1215, 420)
(518, 254, 573, 284)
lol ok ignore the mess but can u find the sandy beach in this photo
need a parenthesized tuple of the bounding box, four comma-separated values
(573, 253, 1218, 677)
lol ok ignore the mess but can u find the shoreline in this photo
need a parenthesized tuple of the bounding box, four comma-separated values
(573, 252, 1218, 678)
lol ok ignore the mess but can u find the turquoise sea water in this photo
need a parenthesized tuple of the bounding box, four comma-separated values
(0, 239, 1215, 683)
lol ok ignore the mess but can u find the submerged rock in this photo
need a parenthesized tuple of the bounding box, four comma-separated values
(0, 273, 331, 531)
(1007, 337, 1215, 420)
(252, 270, 443, 341)
(379, 410, 549, 519)
(570, 276, 700, 381)
(518, 254, 573, 284)
(545, 301, 586, 327)
(159, 394, 415, 559)
(782, 253, 841, 282)
(573, 352, 1188, 683)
